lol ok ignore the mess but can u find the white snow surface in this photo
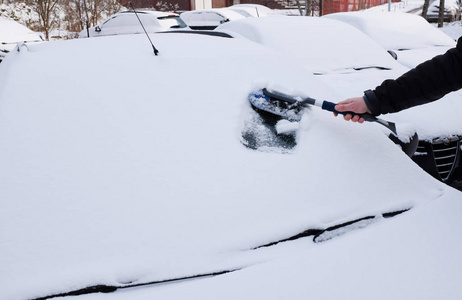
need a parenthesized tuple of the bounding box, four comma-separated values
(220, 16, 398, 73)
(323, 11, 455, 51)
(323, 11, 456, 69)
(0, 16, 461, 300)
(0, 16, 43, 52)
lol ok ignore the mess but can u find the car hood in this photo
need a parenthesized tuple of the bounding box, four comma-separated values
(0, 32, 448, 300)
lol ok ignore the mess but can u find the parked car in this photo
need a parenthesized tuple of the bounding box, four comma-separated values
(218, 16, 462, 189)
(323, 11, 457, 68)
(78, 10, 188, 38)
(180, 8, 246, 30)
(228, 4, 275, 17)
(426, 0, 461, 22)
(0, 16, 43, 62)
(2, 23, 453, 300)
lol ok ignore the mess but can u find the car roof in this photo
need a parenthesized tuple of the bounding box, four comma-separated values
(229, 4, 274, 17)
(323, 11, 456, 50)
(230, 4, 274, 15)
(117, 10, 180, 17)
(181, 8, 247, 20)
(0, 16, 43, 44)
(218, 16, 399, 73)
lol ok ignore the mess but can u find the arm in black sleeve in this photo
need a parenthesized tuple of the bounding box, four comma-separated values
(363, 37, 462, 116)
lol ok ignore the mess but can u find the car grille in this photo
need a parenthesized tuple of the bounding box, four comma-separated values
(415, 136, 461, 181)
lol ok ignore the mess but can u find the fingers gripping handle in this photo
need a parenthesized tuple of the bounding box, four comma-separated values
(321, 100, 397, 135)
(321, 100, 377, 122)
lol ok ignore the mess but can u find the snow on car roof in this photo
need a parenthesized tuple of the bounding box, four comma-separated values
(229, 4, 276, 17)
(0, 30, 457, 300)
(180, 8, 246, 24)
(323, 11, 456, 50)
(119, 10, 180, 17)
(218, 16, 398, 73)
(0, 16, 42, 46)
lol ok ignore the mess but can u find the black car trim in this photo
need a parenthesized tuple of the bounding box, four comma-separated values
(253, 209, 410, 249)
(157, 30, 233, 38)
(31, 269, 239, 300)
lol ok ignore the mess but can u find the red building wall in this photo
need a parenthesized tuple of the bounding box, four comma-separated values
(322, 0, 388, 15)
(212, 0, 230, 8)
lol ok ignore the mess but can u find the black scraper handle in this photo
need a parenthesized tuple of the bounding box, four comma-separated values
(320, 100, 378, 122)
(321, 100, 396, 134)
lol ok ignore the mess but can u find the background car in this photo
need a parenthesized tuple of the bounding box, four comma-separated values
(78, 10, 188, 38)
(323, 11, 457, 68)
(228, 4, 276, 17)
(180, 8, 246, 30)
(218, 16, 462, 189)
(2, 20, 460, 300)
(426, 0, 461, 22)
(0, 16, 43, 62)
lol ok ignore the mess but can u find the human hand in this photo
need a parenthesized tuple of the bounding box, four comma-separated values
(334, 97, 371, 123)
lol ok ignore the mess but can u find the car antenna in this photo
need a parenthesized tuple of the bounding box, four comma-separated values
(129, 2, 159, 56)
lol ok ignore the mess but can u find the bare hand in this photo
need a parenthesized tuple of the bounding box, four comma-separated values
(334, 97, 371, 123)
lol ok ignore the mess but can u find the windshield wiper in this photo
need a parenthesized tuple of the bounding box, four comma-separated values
(353, 66, 391, 71)
(314, 66, 392, 75)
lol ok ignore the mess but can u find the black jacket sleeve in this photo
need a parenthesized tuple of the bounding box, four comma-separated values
(363, 37, 462, 116)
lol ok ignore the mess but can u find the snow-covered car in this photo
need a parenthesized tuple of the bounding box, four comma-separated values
(218, 16, 462, 188)
(180, 8, 246, 30)
(78, 10, 188, 38)
(0, 16, 43, 62)
(426, 0, 461, 22)
(1, 23, 461, 300)
(228, 4, 275, 17)
(323, 11, 457, 68)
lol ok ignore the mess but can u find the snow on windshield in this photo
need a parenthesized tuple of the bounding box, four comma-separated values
(0, 22, 461, 300)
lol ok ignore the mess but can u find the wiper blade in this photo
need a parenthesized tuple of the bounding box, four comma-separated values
(353, 66, 391, 71)
(314, 66, 392, 75)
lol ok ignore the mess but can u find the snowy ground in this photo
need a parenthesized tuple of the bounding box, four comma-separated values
(438, 21, 462, 39)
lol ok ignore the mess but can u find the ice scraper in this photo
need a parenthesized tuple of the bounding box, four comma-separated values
(249, 88, 397, 135)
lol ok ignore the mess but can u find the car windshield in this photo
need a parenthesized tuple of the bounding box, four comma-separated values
(157, 15, 187, 29)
